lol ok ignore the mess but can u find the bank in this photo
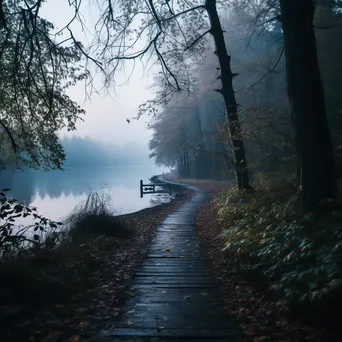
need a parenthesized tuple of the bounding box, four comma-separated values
(0, 179, 192, 342)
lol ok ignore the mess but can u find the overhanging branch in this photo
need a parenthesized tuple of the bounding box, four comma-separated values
(108, 32, 161, 62)
(0, 120, 17, 152)
(237, 46, 285, 92)
(161, 5, 205, 22)
(185, 29, 211, 51)
(154, 40, 181, 91)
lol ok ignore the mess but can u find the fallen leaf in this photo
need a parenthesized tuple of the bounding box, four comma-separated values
(78, 321, 88, 328)
(243, 324, 266, 336)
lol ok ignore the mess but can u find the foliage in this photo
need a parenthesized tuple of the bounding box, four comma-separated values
(148, 7, 291, 179)
(0, 0, 86, 170)
(64, 191, 132, 241)
(0, 190, 186, 342)
(215, 174, 342, 304)
(0, 188, 63, 258)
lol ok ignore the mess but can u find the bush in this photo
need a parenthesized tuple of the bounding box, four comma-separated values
(0, 188, 63, 260)
(0, 189, 131, 308)
(65, 192, 132, 242)
(215, 173, 342, 306)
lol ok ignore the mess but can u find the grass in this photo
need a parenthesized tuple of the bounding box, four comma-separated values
(0, 184, 190, 342)
(64, 191, 132, 242)
(0, 191, 132, 311)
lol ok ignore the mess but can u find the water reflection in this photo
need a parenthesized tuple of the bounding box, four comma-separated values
(0, 166, 167, 221)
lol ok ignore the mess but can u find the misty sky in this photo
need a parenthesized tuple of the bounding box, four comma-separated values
(41, 1, 155, 147)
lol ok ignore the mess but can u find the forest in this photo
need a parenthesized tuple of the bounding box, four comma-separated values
(1, 0, 342, 341)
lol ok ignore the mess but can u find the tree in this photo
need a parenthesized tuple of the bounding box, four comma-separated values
(69, 0, 252, 188)
(205, 0, 251, 188)
(149, 90, 232, 179)
(279, 0, 336, 211)
(0, 0, 86, 170)
(315, 0, 342, 145)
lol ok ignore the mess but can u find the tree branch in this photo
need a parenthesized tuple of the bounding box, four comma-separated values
(237, 46, 285, 92)
(185, 29, 211, 51)
(161, 5, 205, 22)
(67, 27, 104, 71)
(154, 40, 181, 91)
(257, 14, 282, 27)
(147, 0, 162, 30)
(108, 32, 161, 62)
(0, 120, 17, 152)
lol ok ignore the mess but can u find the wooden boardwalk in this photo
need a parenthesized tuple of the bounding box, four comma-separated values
(97, 183, 247, 341)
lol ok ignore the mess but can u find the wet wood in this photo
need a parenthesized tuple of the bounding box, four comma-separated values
(96, 182, 248, 341)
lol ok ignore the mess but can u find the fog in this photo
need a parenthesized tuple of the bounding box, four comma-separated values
(40, 0, 155, 148)
(61, 137, 151, 167)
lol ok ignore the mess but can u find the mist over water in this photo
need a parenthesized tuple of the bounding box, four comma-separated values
(0, 137, 168, 222)
(0, 165, 167, 222)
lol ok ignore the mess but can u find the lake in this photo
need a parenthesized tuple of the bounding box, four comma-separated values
(0, 165, 169, 222)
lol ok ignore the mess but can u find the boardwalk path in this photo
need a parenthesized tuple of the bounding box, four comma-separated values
(97, 181, 247, 341)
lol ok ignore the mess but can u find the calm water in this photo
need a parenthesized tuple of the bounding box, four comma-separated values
(0, 166, 169, 222)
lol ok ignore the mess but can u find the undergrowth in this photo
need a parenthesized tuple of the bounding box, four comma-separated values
(215, 173, 342, 321)
(64, 191, 132, 241)
(0, 190, 131, 309)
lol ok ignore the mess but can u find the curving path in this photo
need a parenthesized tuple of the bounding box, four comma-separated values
(97, 181, 247, 341)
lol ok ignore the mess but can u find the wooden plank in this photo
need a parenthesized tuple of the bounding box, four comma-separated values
(104, 327, 243, 338)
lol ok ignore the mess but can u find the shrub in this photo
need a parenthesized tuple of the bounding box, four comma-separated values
(215, 173, 342, 305)
(64, 191, 132, 242)
(0, 188, 63, 260)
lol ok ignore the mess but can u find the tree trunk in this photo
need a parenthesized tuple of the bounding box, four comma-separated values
(205, 0, 251, 190)
(280, 0, 336, 211)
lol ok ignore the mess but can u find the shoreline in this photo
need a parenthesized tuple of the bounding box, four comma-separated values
(116, 178, 189, 218)
(0, 175, 194, 342)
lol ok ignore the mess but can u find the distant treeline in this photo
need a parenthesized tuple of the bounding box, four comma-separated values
(61, 136, 150, 167)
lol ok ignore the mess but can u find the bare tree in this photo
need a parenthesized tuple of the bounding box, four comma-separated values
(72, 0, 252, 188)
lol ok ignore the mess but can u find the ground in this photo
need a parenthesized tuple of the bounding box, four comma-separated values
(170, 177, 327, 342)
(0, 177, 329, 342)
(0, 187, 193, 342)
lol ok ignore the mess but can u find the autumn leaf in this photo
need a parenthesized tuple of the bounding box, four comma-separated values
(243, 324, 266, 336)
(254, 337, 271, 342)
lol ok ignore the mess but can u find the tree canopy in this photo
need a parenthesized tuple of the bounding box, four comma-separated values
(0, 0, 86, 170)
(1, 0, 341, 209)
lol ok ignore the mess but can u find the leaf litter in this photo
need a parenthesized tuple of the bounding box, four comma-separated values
(0, 189, 193, 342)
